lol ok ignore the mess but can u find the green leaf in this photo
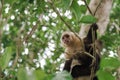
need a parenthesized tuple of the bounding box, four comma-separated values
(17, 68, 46, 80)
(52, 71, 72, 80)
(34, 69, 46, 80)
(4, 0, 17, 4)
(70, 0, 82, 21)
(79, 5, 87, 13)
(0, 47, 13, 70)
(17, 68, 28, 80)
(80, 15, 97, 23)
(60, 0, 73, 9)
(97, 69, 115, 80)
(100, 57, 120, 70)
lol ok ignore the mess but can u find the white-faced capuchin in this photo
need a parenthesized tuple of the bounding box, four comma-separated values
(61, 31, 84, 73)
(61, 23, 103, 80)
(61, 31, 83, 60)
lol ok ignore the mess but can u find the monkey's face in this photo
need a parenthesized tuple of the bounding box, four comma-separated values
(61, 32, 76, 47)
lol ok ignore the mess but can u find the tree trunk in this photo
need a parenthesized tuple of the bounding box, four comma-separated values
(79, 0, 113, 38)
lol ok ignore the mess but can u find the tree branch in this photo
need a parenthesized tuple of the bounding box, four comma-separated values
(0, 0, 4, 18)
(94, 0, 103, 15)
(12, 38, 21, 68)
(48, 0, 74, 32)
(23, 20, 39, 43)
(84, 52, 96, 61)
(48, 0, 85, 51)
(82, 0, 93, 15)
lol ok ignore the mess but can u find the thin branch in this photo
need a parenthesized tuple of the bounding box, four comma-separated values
(84, 52, 96, 60)
(12, 48, 19, 68)
(0, 0, 4, 18)
(82, 0, 93, 15)
(94, 0, 103, 15)
(12, 37, 21, 68)
(23, 21, 39, 43)
(48, 0, 85, 51)
(117, 46, 120, 58)
(48, 0, 74, 32)
(0, 0, 4, 55)
(90, 28, 97, 80)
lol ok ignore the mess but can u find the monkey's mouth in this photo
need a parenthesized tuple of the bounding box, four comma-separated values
(63, 40, 70, 44)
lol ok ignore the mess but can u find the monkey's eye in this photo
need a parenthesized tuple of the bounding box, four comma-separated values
(62, 37, 64, 40)
(65, 34, 69, 38)
(62, 34, 69, 40)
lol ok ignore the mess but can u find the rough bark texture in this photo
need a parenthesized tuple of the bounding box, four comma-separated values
(79, 0, 113, 38)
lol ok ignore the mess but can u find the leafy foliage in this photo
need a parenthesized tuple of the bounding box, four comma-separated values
(80, 15, 97, 23)
(52, 71, 72, 80)
(101, 57, 120, 69)
(97, 57, 120, 80)
(97, 69, 115, 80)
(0, 47, 13, 70)
(0, 0, 120, 80)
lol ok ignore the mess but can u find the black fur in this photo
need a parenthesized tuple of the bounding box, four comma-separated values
(71, 52, 100, 79)
(71, 52, 92, 78)
(63, 59, 72, 72)
(63, 23, 101, 80)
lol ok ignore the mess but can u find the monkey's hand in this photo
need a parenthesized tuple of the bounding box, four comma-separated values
(91, 23, 98, 30)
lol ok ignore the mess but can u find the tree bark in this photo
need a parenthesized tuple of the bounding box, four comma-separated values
(79, 0, 113, 38)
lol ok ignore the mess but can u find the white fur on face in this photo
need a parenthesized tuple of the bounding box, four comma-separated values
(61, 32, 75, 47)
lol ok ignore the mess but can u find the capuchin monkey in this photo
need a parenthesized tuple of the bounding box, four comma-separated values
(61, 32, 83, 60)
(71, 23, 102, 80)
(62, 23, 103, 80)
(61, 31, 84, 72)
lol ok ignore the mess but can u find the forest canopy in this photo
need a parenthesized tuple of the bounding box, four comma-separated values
(0, 0, 120, 80)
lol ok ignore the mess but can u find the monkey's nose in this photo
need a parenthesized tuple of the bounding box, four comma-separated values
(63, 38, 69, 44)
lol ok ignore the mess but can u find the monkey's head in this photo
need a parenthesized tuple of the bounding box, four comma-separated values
(61, 31, 82, 48)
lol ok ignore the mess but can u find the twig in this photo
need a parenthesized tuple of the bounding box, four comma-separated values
(82, 0, 93, 15)
(0, 0, 4, 17)
(94, 0, 103, 15)
(23, 20, 39, 43)
(12, 37, 21, 68)
(0, 0, 4, 54)
(84, 51, 95, 60)
(12, 20, 40, 68)
(48, 0, 74, 32)
(90, 28, 96, 80)
(117, 46, 120, 58)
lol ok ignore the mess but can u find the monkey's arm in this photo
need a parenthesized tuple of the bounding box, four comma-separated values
(63, 59, 72, 72)
(83, 23, 98, 53)
(85, 23, 98, 43)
